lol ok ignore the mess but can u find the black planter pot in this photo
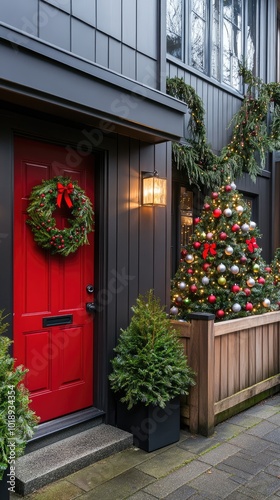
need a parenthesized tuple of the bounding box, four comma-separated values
(116, 396, 180, 452)
(0, 467, 10, 500)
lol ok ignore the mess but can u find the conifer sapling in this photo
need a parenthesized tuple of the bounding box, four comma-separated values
(109, 290, 195, 410)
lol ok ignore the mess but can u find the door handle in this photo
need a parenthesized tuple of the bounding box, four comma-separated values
(86, 302, 96, 313)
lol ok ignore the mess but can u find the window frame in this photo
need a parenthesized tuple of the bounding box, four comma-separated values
(166, 0, 259, 94)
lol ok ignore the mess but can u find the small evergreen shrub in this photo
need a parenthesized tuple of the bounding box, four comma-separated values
(109, 290, 195, 410)
(0, 311, 39, 480)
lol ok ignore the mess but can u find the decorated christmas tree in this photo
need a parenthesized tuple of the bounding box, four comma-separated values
(170, 182, 279, 321)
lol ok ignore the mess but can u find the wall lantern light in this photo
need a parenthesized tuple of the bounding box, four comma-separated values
(141, 170, 167, 206)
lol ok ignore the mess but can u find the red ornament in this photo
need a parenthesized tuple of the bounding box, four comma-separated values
(244, 288, 251, 296)
(231, 224, 240, 232)
(240, 255, 247, 264)
(245, 302, 253, 311)
(175, 297, 183, 306)
(219, 232, 227, 240)
(265, 267, 271, 273)
(208, 294, 216, 304)
(231, 284, 240, 293)
(190, 284, 198, 293)
(202, 262, 211, 272)
(216, 309, 225, 318)
(193, 241, 201, 250)
(194, 217, 201, 225)
(187, 268, 194, 275)
(181, 249, 187, 258)
(213, 208, 222, 218)
(211, 192, 219, 199)
(225, 185, 232, 192)
(258, 277, 265, 285)
(203, 203, 211, 211)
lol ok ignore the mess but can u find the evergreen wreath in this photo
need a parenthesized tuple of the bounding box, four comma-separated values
(26, 176, 94, 257)
(166, 66, 280, 190)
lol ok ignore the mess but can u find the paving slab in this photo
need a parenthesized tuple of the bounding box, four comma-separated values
(198, 442, 241, 466)
(66, 447, 150, 491)
(244, 470, 280, 497)
(143, 460, 211, 498)
(136, 445, 196, 478)
(246, 420, 278, 437)
(76, 468, 155, 500)
(188, 468, 239, 499)
(229, 432, 272, 453)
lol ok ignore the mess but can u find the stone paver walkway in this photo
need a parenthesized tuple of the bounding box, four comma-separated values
(12, 394, 280, 499)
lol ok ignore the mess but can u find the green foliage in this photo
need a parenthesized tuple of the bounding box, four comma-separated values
(109, 290, 195, 410)
(0, 312, 39, 480)
(166, 66, 280, 190)
(170, 183, 280, 322)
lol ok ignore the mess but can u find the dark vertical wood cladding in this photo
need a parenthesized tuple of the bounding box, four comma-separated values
(0, 120, 13, 341)
(0, 0, 160, 88)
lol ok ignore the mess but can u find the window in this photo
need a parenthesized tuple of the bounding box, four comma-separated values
(191, 0, 207, 71)
(167, 0, 259, 92)
(167, 0, 183, 59)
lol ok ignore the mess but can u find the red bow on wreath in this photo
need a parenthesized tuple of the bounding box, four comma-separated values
(246, 237, 259, 253)
(56, 182, 74, 208)
(202, 242, 217, 259)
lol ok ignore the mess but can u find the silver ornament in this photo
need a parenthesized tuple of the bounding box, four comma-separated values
(225, 246, 233, 255)
(170, 306, 179, 315)
(263, 298, 270, 307)
(217, 263, 226, 273)
(178, 281, 186, 290)
(236, 205, 244, 214)
(224, 208, 232, 217)
(186, 254, 194, 263)
(241, 223, 250, 232)
(230, 265, 239, 274)
(230, 182, 236, 190)
(249, 221, 256, 230)
(201, 276, 209, 285)
(232, 303, 241, 312)
(247, 277, 255, 287)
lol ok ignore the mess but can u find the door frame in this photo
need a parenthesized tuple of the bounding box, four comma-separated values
(0, 109, 111, 435)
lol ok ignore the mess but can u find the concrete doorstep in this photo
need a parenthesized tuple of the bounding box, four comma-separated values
(15, 424, 133, 496)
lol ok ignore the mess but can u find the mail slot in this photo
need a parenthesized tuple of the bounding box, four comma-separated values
(42, 315, 73, 327)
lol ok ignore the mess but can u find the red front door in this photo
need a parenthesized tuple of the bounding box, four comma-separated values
(13, 137, 94, 423)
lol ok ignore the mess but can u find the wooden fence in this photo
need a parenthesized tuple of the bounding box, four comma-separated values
(172, 311, 280, 436)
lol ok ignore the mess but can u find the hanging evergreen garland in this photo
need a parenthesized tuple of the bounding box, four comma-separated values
(26, 176, 94, 256)
(166, 66, 280, 190)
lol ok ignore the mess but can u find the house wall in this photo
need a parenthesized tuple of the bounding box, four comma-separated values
(1, 0, 162, 89)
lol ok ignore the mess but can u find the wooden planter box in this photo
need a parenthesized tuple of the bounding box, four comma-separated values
(172, 311, 280, 437)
